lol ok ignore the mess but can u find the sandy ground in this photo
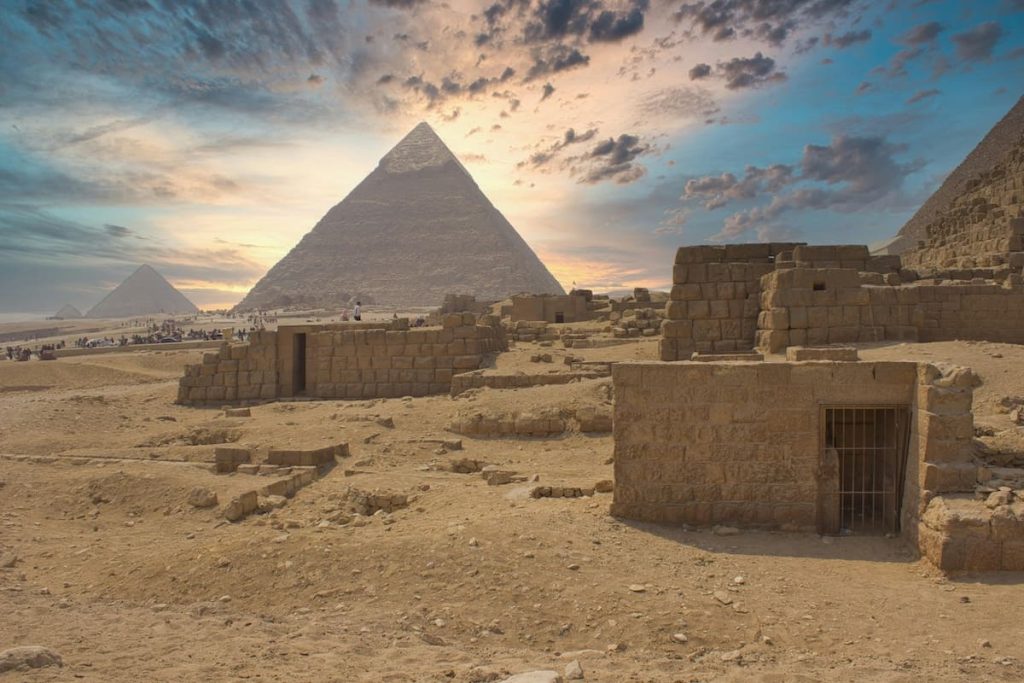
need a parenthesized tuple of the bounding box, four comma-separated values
(1, 335, 1023, 681)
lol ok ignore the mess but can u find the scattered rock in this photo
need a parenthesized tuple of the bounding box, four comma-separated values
(0, 646, 63, 673)
(712, 525, 739, 536)
(0, 551, 18, 568)
(986, 490, 1013, 508)
(671, 633, 689, 644)
(187, 487, 218, 509)
(498, 672, 562, 683)
(223, 407, 251, 418)
(713, 590, 733, 605)
(593, 480, 613, 493)
(720, 649, 742, 662)
(376, 417, 395, 428)
(258, 495, 288, 512)
(627, 584, 646, 593)
(564, 659, 584, 680)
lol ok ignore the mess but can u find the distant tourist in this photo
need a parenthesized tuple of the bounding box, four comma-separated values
(353, 301, 362, 321)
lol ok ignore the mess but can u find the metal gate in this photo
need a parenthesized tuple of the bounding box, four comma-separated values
(818, 406, 910, 535)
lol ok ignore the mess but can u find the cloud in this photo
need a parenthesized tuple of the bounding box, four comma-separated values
(672, 0, 860, 47)
(717, 52, 787, 90)
(899, 21, 943, 45)
(524, 44, 591, 80)
(572, 133, 653, 184)
(522, 0, 649, 44)
(518, 126, 599, 169)
(639, 87, 719, 119)
(951, 22, 1003, 62)
(823, 29, 871, 49)
(688, 63, 711, 79)
(104, 224, 133, 238)
(683, 164, 795, 209)
(541, 82, 556, 101)
(906, 88, 940, 104)
(679, 135, 923, 240)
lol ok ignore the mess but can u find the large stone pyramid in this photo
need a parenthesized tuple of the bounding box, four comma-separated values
(888, 96, 1024, 257)
(86, 265, 199, 318)
(233, 122, 565, 311)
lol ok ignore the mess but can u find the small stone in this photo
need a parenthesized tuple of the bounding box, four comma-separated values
(721, 649, 742, 662)
(671, 633, 689, 644)
(712, 525, 739, 536)
(986, 490, 1012, 509)
(733, 576, 745, 585)
(627, 584, 646, 593)
(713, 590, 733, 605)
(0, 552, 18, 568)
(152, 603, 169, 612)
(568, 563, 580, 571)
(979, 639, 992, 648)
(593, 479, 613, 493)
(564, 659, 584, 680)
(215, 557, 231, 568)
(468, 537, 480, 547)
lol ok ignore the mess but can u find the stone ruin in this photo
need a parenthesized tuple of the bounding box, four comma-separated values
(176, 313, 505, 404)
(661, 242, 1024, 361)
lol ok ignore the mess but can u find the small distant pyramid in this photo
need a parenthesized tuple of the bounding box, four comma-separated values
(86, 265, 200, 318)
(889, 96, 1024, 254)
(52, 304, 83, 319)
(233, 122, 565, 310)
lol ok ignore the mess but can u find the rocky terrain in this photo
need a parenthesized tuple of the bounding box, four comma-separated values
(2, 334, 1024, 681)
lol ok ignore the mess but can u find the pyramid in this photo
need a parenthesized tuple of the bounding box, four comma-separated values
(233, 122, 565, 311)
(52, 304, 83, 319)
(887, 96, 1024, 255)
(86, 265, 200, 318)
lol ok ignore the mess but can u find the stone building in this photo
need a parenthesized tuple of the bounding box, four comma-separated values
(510, 293, 591, 323)
(176, 313, 504, 404)
(661, 243, 1024, 360)
(611, 358, 1023, 572)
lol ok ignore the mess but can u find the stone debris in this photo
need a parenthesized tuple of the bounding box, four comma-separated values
(497, 671, 563, 683)
(186, 487, 218, 508)
(530, 485, 595, 499)
(0, 646, 63, 673)
(223, 407, 251, 418)
(564, 660, 584, 680)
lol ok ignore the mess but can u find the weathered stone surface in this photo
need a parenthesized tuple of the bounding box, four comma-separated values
(498, 672, 562, 683)
(0, 646, 63, 673)
(187, 487, 218, 508)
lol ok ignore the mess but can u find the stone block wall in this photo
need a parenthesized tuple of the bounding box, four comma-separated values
(756, 268, 1024, 352)
(178, 330, 279, 404)
(611, 361, 918, 530)
(903, 137, 1024, 271)
(177, 314, 500, 405)
(611, 359, 1023, 571)
(660, 243, 802, 360)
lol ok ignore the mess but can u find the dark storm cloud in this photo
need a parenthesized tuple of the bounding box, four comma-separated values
(717, 52, 787, 89)
(104, 224, 133, 238)
(541, 82, 556, 100)
(688, 62, 711, 79)
(367, 0, 430, 8)
(951, 22, 1003, 62)
(823, 29, 871, 48)
(906, 88, 940, 104)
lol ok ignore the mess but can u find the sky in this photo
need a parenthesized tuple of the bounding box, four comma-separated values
(0, 0, 1022, 313)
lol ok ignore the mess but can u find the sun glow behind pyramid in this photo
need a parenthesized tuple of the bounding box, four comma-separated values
(233, 122, 565, 311)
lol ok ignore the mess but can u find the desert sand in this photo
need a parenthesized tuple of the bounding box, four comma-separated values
(2, 330, 1023, 682)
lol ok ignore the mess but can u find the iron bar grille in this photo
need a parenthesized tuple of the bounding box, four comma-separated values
(819, 406, 910, 535)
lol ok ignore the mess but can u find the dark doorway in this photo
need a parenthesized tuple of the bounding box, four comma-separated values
(554, 312, 565, 323)
(293, 333, 307, 395)
(818, 406, 910, 535)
